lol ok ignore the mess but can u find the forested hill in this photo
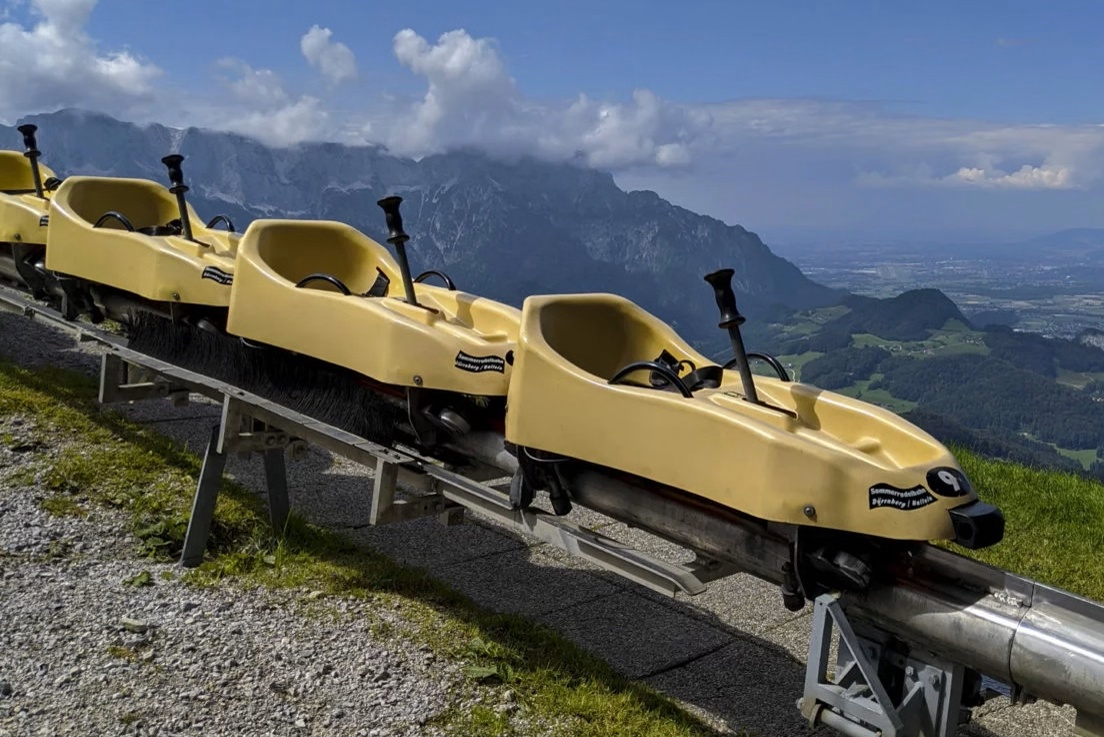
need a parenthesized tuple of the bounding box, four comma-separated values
(757, 289, 1104, 480)
(789, 289, 969, 353)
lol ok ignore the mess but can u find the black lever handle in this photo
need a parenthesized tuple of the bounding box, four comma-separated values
(160, 154, 194, 241)
(16, 124, 44, 198)
(17, 124, 39, 154)
(161, 154, 187, 192)
(704, 269, 759, 404)
(704, 268, 746, 329)
(377, 195, 409, 245)
(376, 195, 418, 305)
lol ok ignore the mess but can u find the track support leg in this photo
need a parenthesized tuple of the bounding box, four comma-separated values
(263, 448, 289, 537)
(180, 424, 228, 567)
(799, 593, 969, 737)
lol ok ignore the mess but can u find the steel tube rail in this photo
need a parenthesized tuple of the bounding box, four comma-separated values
(452, 432, 1104, 724)
(847, 547, 1104, 722)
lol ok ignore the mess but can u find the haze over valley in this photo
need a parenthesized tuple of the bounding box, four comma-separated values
(773, 230, 1104, 340)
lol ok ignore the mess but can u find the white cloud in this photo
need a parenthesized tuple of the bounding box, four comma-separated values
(300, 25, 357, 85)
(387, 28, 518, 155)
(377, 28, 701, 170)
(207, 58, 327, 146)
(368, 29, 1104, 195)
(3, 9, 1102, 234)
(0, 0, 160, 120)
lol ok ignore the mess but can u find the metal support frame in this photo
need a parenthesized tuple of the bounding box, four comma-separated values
(92, 342, 728, 595)
(99, 353, 191, 406)
(800, 594, 967, 737)
(179, 397, 297, 567)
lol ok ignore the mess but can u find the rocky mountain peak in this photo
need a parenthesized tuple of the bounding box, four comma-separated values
(6, 109, 842, 342)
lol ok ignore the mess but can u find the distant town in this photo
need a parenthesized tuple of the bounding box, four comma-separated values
(776, 236, 1104, 338)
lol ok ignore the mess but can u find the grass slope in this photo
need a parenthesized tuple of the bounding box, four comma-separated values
(955, 445, 1104, 601)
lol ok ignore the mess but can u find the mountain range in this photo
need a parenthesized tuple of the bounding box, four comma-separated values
(6, 109, 841, 342)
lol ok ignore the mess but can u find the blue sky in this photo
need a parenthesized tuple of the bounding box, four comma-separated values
(2, 0, 1103, 242)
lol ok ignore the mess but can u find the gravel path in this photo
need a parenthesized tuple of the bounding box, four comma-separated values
(0, 413, 463, 737)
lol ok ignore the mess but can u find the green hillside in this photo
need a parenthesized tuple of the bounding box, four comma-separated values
(750, 289, 1104, 480)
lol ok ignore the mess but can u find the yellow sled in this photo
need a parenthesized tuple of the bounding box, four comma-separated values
(0, 150, 56, 245)
(227, 218, 521, 395)
(505, 292, 990, 543)
(45, 173, 239, 307)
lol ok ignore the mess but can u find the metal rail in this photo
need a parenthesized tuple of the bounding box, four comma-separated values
(1, 283, 1102, 736)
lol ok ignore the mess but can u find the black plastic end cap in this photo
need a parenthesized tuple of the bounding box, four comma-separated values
(949, 501, 1005, 550)
(703, 268, 745, 329)
(703, 268, 736, 287)
(17, 124, 39, 155)
(161, 154, 186, 187)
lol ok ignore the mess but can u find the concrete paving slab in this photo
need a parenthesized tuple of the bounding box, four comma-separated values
(671, 573, 807, 636)
(643, 640, 820, 737)
(436, 544, 620, 617)
(537, 590, 732, 679)
(343, 516, 527, 570)
(588, 521, 806, 635)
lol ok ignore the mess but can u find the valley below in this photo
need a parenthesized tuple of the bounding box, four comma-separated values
(777, 237, 1104, 339)
(752, 234, 1104, 479)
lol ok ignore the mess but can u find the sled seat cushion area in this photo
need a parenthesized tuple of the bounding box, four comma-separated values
(60, 177, 184, 233)
(0, 151, 58, 194)
(248, 219, 402, 297)
(529, 293, 706, 382)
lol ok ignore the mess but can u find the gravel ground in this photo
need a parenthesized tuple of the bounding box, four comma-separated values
(0, 414, 464, 737)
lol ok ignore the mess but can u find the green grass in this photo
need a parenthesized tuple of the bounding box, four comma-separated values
(1056, 369, 1104, 390)
(0, 359, 727, 737)
(1055, 447, 1098, 471)
(836, 383, 917, 414)
(956, 445, 1104, 601)
(849, 329, 989, 359)
(770, 351, 822, 382)
(40, 493, 88, 517)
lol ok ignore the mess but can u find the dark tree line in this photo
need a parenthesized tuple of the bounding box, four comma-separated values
(802, 347, 890, 389)
(983, 325, 1104, 378)
(872, 354, 1104, 450)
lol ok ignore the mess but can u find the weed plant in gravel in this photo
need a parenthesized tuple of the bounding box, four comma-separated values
(0, 358, 730, 737)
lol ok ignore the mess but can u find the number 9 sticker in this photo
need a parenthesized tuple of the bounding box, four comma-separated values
(926, 467, 972, 497)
